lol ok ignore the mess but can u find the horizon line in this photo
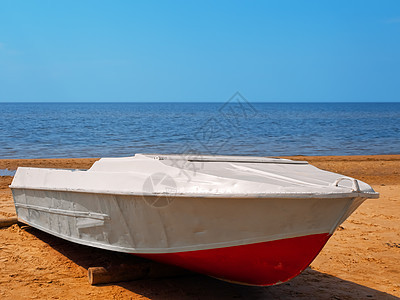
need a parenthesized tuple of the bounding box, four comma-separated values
(1, 101, 400, 104)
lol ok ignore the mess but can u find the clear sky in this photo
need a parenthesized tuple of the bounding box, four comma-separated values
(0, 0, 399, 102)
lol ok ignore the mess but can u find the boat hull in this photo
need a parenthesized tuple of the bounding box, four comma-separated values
(137, 233, 331, 286)
(11, 188, 364, 285)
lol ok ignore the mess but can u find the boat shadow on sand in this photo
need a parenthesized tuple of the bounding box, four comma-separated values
(26, 226, 397, 300)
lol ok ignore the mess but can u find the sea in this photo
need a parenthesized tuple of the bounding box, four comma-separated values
(0, 102, 399, 159)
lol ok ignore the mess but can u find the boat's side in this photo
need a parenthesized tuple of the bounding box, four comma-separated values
(12, 188, 356, 253)
(137, 233, 332, 286)
(11, 187, 365, 285)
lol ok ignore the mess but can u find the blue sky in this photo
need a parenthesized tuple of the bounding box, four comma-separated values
(0, 0, 399, 102)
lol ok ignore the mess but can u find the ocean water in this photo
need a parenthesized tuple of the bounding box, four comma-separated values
(0, 102, 399, 159)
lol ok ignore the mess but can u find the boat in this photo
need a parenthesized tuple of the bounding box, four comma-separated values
(10, 154, 379, 286)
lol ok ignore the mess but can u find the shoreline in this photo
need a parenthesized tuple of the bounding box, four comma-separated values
(0, 155, 399, 298)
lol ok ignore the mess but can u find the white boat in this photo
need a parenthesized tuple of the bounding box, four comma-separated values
(10, 154, 378, 286)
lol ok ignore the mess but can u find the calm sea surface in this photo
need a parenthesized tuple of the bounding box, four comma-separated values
(0, 102, 399, 159)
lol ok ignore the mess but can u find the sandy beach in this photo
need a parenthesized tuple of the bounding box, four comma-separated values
(0, 155, 399, 299)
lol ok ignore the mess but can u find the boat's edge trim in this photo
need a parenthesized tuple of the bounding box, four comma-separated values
(9, 186, 379, 199)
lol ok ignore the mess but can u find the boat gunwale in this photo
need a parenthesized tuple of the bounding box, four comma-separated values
(9, 185, 379, 199)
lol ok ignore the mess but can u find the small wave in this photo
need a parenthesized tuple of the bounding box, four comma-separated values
(0, 169, 16, 176)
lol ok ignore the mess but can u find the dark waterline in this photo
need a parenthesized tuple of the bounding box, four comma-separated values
(0, 102, 399, 159)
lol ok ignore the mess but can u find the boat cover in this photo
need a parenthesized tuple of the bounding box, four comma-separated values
(10, 154, 378, 199)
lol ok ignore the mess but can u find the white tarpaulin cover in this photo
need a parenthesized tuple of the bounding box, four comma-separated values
(11, 154, 378, 199)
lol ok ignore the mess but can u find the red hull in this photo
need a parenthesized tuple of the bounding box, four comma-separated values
(136, 233, 331, 286)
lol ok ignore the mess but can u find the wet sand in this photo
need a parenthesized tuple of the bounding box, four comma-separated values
(0, 155, 399, 299)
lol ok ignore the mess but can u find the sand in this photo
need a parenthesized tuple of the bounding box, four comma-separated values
(0, 155, 399, 299)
